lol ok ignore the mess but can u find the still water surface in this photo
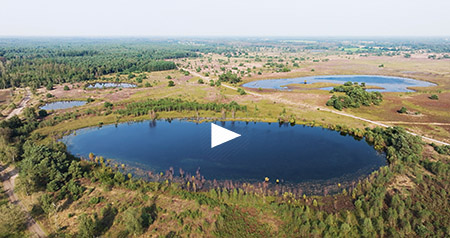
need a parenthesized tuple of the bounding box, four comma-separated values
(40, 101, 86, 110)
(62, 120, 386, 183)
(242, 75, 435, 92)
(87, 83, 136, 89)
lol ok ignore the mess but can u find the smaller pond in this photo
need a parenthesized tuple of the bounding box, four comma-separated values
(87, 83, 137, 89)
(40, 101, 86, 110)
(242, 75, 436, 92)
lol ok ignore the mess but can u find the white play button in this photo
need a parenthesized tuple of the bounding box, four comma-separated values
(211, 123, 241, 148)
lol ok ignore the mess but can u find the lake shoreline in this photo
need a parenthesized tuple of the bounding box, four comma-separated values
(61, 119, 386, 195)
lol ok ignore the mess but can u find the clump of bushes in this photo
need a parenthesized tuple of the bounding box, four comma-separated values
(218, 71, 241, 84)
(237, 88, 246, 95)
(326, 82, 382, 110)
(0, 203, 27, 236)
(430, 143, 450, 155)
(429, 94, 439, 100)
(398, 106, 407, 114)
(104, 102, 113, 109)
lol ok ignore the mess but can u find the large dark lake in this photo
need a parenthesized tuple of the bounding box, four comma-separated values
(62, 120, 385, 184)
(242, 75, 435, 92)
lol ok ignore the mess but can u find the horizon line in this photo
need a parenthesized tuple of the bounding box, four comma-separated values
(0, 35, 449, 39)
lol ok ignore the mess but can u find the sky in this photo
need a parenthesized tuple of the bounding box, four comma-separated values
(1, 0, 450, 37)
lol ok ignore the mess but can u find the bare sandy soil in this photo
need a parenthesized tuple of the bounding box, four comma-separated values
(6, 89, 31, 119)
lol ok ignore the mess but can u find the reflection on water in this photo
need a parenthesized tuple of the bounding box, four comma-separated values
(242, 75, 435, 92)
(62, 120, 386, 184)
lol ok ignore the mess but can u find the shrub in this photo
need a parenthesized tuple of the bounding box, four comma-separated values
(64, 85, 70, 91)
(398, 107, 407, 113)
(430, 143, 450, 155)
(104, 102, 113, 109)
(0, 204, 27, 235)
(38, 109, 48, 118)
(218, 71, 241, 84)
(429, 94, 439, 100)
(123, 207, 144, 235)
(78, 213, 97, 238)
(237, 88, 246, 95)
(168, 81, 175, 87)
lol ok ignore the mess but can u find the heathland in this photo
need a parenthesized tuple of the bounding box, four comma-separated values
(0, 38, 449, 237)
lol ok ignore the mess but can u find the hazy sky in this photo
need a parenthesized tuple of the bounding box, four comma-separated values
(1, 0, 450, 37)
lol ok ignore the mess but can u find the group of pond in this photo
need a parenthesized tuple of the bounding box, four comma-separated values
(57, 75, 437, 184)
(62, 120, 386, 184)
(242, 75, 435, 92)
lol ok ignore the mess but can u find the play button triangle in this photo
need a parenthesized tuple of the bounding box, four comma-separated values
(211, 123, 241, 148)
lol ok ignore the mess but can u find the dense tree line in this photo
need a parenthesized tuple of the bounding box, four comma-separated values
(117, 98, 247, 116)
(0, 39, 202, 89)
(142, 61, 176, 72)
(326, 82, 383, 110)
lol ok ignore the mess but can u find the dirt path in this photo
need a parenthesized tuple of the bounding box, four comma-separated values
(6, 88, 31, 120)
(185, 69, 449, 146)
(378, 121, 450, 126)
(0, 165, 46, 238)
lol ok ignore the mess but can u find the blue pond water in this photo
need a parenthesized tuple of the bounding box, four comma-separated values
(62, 120, 385, 183)
(40, 101, 86, 110)
(87, 83, 136, 89)
(242, 75, 435, 92)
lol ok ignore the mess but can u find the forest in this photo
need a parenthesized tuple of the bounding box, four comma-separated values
(0, 38, 235, 89)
